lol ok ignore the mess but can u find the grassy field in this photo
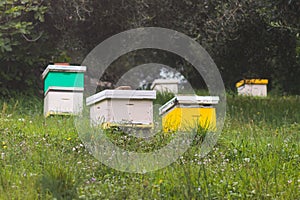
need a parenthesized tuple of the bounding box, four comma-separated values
(0, 95, 299, 199)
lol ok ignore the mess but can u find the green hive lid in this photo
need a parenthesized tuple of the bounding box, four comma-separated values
(42, 65, 87, 79)
(159, 95, 220, 115)
(86, 90, 156, 106)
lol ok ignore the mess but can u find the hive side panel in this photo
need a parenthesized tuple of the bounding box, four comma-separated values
(108, 99, 130, 123)
(90, 100, 110, 126)
(180, 108, 202, 131)
(252, 85, 267, 96)
(127, 100, 153, 124)
(162, 107, 182, 132)
(237, 84, 252, 96)
(199, 107, 216, 130)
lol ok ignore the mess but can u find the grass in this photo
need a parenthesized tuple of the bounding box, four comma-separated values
(0, 94, 299, 199)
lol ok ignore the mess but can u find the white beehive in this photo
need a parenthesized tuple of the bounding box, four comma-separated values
(86, 90, 156, 128)
(42, 64, 86, 117)
(236, 79, 268, 97)
(150, 79, 179, 94)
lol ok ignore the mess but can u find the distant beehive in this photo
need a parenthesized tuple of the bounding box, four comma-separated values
(151, 79, 179, 94)
(159, 95, 219, 132)
(86, 90, 156, 128)
(42, 64, 86, 117)
(236, 79, 268, 97)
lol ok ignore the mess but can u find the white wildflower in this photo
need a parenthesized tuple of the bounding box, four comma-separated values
(233, 149, 238, 155)
(18, 118, 25, 122)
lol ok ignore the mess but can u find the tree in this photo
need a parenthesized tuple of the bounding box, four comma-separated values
(0, 0, 47, 95)
(0, 0, 47, 52)
(0, 0, 299, 95)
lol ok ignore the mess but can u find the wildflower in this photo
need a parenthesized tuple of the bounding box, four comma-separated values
(158, 179, 163, 184)
(244, 158, 250, 162)
(233, 149, 238, 155)
(288, 180, 292, 184)
(18, 118, 25, 122)
(66, 137, 71, 141)
(1, 153, 4, 159)
(3, 146, 7, 149)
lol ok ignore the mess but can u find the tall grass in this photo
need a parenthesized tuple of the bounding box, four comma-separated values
(0, 94, 299, 199)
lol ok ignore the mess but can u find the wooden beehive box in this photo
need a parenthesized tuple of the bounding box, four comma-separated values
(42, 64, 86, 117)
(86, 90, 156, 128)
(159, 95, 219, 132)
(236, 79, 268, 97)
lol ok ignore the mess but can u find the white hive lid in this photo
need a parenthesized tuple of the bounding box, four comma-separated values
(150, 79, 179, 89)
(86, 90, 156, 106)
(159, 95, 219, 115)
(42, 65, 87, 79)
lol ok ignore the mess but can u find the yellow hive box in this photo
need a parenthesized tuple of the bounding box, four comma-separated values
(236, 79, 268, 97)
(159, 95, 219, 132)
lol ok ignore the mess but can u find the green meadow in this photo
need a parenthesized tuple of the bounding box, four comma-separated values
(0, 95, 299, 199)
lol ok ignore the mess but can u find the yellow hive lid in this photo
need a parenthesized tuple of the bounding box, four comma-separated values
(236, 79, 268, 88)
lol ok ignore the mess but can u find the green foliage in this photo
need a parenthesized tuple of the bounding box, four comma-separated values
(0, 0, 47, 52)
(0, 0, 299, 96)
(153, 91, 175, 105)
(0, 0, 49, 96)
